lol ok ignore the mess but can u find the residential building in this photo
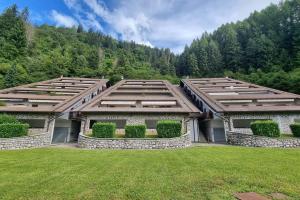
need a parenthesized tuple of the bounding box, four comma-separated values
(181, 78, 300, 143)
(76, 80, 201, 139)
(0, 77, 107, 143)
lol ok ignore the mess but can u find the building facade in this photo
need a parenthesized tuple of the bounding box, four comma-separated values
(0, 77, 107, 144)
(76, 80, 200, 139)
(181, 78, 300, 143)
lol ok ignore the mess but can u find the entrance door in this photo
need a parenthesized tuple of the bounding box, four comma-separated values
(70, 120, 81, 142)
(213, 128, 226, 143)
(52, 127, 69, 143)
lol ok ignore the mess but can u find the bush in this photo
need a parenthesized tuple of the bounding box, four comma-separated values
(0, 123, 29, 138)
(92, 122, 116, 138)
(156, 120, 182, 138)
(250, 120, 280, 137)
(0, 114, 19, 124)
(125, 124, 146, 138)
(290, 123, 300, 137)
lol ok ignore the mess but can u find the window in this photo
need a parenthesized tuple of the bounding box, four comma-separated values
(233, 119, 268, 128)
(90, 119, 126, 129)
(18, 119, 45, 128)
(32, 104, 38, 107)
(145, 120, 158, 129)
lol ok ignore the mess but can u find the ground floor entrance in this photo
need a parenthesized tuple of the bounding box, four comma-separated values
(196, 118, 226, 143)
(52, 119, 81, 144)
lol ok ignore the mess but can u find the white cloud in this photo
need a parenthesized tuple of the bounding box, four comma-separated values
(83, 0, 153, 46)
(51, 10, 78, 28)
(63, 0, 280, 52)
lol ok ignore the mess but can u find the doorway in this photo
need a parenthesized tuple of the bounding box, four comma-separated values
(51, 119, 81, 144)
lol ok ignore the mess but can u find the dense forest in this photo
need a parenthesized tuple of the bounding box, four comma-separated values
(177, 0, 300, 94)
(0, 0, 300, 93)
(0, 5, 178, 88)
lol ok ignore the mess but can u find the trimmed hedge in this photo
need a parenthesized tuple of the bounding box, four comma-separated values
(250, 120, 280, 137)
(0, 123, 29, 138)
(290, 123, 300, 137)
(92, 122, 116, 138)
(156, 120, 182, 138)
(125, 124, 146, 138)
(0, 114, 19, 124)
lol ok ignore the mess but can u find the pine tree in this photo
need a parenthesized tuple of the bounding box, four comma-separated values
(4, 64, 18, 87)
(207, 39, 222, 74)
(187, 53, 199, 77)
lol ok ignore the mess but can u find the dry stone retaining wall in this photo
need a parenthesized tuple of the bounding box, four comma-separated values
(225, 113, 300, 134)
(0, 132, 51, 150)
(227, 132, 300, 148)
(78, 133, 191, 149)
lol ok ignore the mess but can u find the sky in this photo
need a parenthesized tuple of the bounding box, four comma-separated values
(0, 0, 281, 53)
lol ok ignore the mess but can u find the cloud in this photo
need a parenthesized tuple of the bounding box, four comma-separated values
(51, 10, 78, 28)
(83, 0, 153, 46)
(62, 0, 280, 53)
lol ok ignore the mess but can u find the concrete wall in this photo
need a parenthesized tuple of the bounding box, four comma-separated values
(224, 113, 300, 134)
(78, 133, 191, 149)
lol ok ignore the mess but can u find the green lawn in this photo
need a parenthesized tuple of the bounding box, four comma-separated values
(0, 147, 300, 200)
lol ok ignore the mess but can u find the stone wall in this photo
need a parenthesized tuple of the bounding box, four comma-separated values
(225, 113, 300, 134)
(78, 133, 191, 149)
(81, 113, 188, 133)
(0, 114, 55, 150)
(0, 132, 51, 150)
(227, 132, 300, 148)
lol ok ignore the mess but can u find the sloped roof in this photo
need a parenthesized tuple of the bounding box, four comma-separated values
(0, 77, 107, 113)
(77, 80, 200, 116)
(182, 77, 300, 113)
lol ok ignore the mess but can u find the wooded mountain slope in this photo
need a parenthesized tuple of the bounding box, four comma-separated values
(0, 5, 178, 88)
(177, 0, 300, 94)
(0, 0, 300, 93)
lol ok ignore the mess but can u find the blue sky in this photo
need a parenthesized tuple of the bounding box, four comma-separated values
(0, 0, 280, 53)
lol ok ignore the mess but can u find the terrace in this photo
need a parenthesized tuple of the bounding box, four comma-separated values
(0, 77, 107, 113)
(182, 77, 300, 113)
(78, 80, 199, 113)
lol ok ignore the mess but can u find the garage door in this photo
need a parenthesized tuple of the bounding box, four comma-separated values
(52, 127, 69, 143)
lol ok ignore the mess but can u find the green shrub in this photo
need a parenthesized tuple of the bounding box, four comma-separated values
(0, 114, 19, 124)
(250, 120, 280, 137)
(125, 124, 146, 138)
(92, 122, 116, 138)
(156, 120, 182, 138)
(0, 123, 29, 138)
(290, 123, 300, 137)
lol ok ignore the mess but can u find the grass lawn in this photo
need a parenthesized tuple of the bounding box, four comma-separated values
(0, 147, 300, 200)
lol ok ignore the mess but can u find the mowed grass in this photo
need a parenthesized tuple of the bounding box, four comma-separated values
(0, 147, 300, 200)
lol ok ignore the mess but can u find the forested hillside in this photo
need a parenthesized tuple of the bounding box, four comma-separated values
(1, 1, 300, 93)
(177, 0, 300, 94)
(0, 5, 178, 88)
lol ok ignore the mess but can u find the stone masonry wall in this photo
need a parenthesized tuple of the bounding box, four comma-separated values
(81, 113, 188, 133)
(227, 132, 300, 148)
(225, 113, 300, 134)
(0, 132, 51, 150)
(78, 133, 191, 149)
(0, 114, 55, 150)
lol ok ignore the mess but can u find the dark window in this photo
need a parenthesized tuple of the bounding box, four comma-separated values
(145, 120, 158, 129)
(32, 104, 38, 107)
(90, 119, 126, 129)
(233, 119, 268, 128)
(18, 119, 45, 128)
